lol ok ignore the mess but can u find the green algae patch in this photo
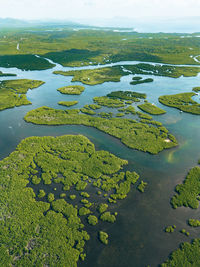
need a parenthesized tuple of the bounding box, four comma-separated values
(138, 102, 166, 115)
(159, 92, 200, 115)
(0, 134, 141, 266)
(24, 106, 177, 154)
(57, 85, 85, 95)
(54, 66, 128, 85)
(58, 101, 78, 107)
(0, 79, 44, 111)
(171, 166, 200, 209)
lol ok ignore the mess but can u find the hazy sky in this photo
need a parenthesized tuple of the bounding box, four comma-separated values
(0, 0, 200, 20)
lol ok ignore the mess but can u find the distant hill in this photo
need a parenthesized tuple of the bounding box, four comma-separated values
(0, 18, 85, 29)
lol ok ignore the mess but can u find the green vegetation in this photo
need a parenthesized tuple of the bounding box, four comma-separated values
(165, 225, 176, 233)
(81, 192, 90, 198)
(0, 70, 16, 76)
(0, 79, 44, 111)
(137, 181, 148, 193)
(130, 77, 153, 85)
(159, 92, 200, 115)
(80, 108, 96, 115)
(24, 106, 178, 154)
(138, 102, 166, 115)
(188, 219, 200, 227)
(53, 66, 128, 85)
(97, 112, 113, 118)
(1, 29, 200, 70)
(0, 54, 54, 70)
(125, 64, 200, 78)
(116, 113, 125, 117)
(171, 166, 200, 209)
(118, 106, 136, 115)
(161, 239, 200, 266)
(47, 193, 55, 202)
(38, 189, 46, 198)
(98, 203, 108, 213)
(107, 90, 146, 101)
(100, 212, 116, 223)
(69, 195, 76, 200)
(180, 229, 190, 236)
(85, 104, 101, 110)
(0, 134, 141, 266)
(57, 85, 85, 95)
(192, 87, 200, 92)
(87, 215, 98, 226)
(58, 101, 78, 107)
(99, 231, 108, 245)
(93, 96, 125, 108)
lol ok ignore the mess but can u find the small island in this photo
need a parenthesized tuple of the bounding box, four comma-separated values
(0, 79, 45, 111)
(138, 102, 166, 115)
(58, 101, 78, 107)
(57, 85, 85, 95)
(159, 92, 200, 115)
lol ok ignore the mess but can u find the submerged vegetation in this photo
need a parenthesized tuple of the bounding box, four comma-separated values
(24, 106, 178, 154)
(57, 85, 85, 95)
(138, 102, 166, 115)
(0, 134, 140, 266)
(159, 92, 200, 115)
(0, 79, 44, 111)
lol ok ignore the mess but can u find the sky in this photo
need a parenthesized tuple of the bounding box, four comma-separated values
(0, 0, 200, 21)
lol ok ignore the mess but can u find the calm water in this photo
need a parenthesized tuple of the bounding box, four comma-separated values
(0, 60, 200, 267)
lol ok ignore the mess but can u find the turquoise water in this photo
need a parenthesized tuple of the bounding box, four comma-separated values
(0, 60, 200, 266)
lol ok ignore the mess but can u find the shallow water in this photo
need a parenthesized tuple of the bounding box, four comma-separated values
(0, 59, 200, 267)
